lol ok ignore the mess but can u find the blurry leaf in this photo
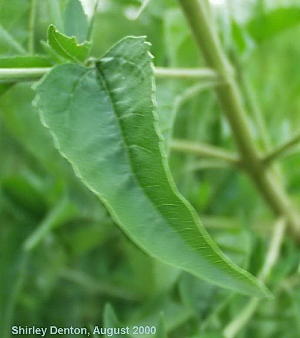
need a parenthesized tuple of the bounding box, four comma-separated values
(46, 0, 64, 32)
(130, 296, 193, 334)
(60, 269, 141, 301)
(46, 25, 91, 63)
(271, 245, 299, 283)
(1, 176, 47, 218)
(103, 303, 122, 326)
(63, 0, 89, 43)
(0, 249, 29, 338)
(211, 226, 252, 267)
(0, 24, 26, 54)
(34, 36, 270, 297)
(247, 7, 300, 43)
(157, 78, 225, 152)
(0, 84, 67, 174)
(179, 273, 216, 317)
(123, 241, 157, 296)
(0, 84, 107, 222)
(24, 195, 77, 251)
(103, 304, 131, 337)
(155, 313, 168, 338)
(65, 221, 109, 255)
(164, 9, 201, 67)
(153, 261, 180, 294)
(0, 0, 30, 55)
(125, 239, 180, 297)
(290, 290, 300, 336)
(0, 84, 13, 97)
(231, 20, 254, 55)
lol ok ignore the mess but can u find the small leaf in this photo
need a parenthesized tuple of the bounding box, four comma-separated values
(63, 0, 89, 44)
(33, 36, 271, 298)
(46, 25, 90, 63)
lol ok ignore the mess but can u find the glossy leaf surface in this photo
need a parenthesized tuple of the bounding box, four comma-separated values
(34, 36, 270, 298)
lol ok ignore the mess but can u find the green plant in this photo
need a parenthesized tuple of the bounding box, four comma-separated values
(1, 0, 300, 337)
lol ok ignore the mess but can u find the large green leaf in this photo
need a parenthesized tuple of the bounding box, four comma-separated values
(33, 36, 270, 297)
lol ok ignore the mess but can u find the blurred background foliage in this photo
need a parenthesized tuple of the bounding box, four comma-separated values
(0, 0, 300, 337)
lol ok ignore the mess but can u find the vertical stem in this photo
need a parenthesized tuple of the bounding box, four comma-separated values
(177, 0, 300, 237)
(177, 0, 259, 163)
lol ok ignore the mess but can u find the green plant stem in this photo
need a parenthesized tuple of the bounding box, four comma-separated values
(171, 139, 240, 167)
(223, 218, 286, 338)
(258, 218, 287, 281)
(185, 159, 238, 171)
(224, 298, 260, 338)
(177, 0, 300, 237)
(155, 67, 220, 81)
(176, 82, 221, 107)
(0, 67, 219, 83)
(0, 68, 51, 82)
(263, 132, 300, 165)
(134, 0, 152, 19)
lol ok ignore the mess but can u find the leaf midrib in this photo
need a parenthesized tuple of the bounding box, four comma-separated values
(94, 61, 181, 237)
